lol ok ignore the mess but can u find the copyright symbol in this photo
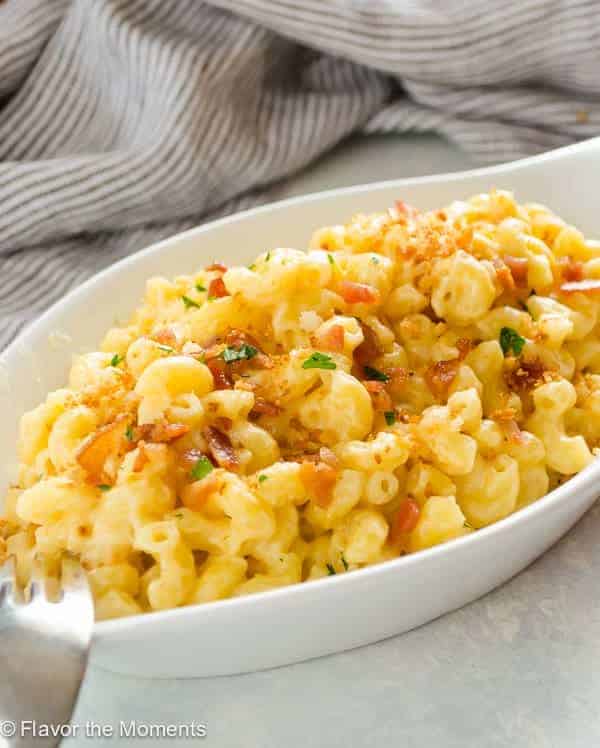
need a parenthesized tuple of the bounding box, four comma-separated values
(0, 721, 17, 738)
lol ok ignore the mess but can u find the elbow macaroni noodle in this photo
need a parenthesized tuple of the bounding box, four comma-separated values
(1, 190, 599, 619)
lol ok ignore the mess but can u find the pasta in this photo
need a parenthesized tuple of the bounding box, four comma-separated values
(2, 190, 599, 620)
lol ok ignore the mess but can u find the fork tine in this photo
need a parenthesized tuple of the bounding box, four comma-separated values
(60, 557, 94, 622)
(0, 556, 17, 605)
(26, 556, 45, 602)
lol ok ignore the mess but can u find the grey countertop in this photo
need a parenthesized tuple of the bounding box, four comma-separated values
(67, 135, 600, 747)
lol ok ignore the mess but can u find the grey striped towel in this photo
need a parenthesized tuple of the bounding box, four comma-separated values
(1, 0, 600, 349)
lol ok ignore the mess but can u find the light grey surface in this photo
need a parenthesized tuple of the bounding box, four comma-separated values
(66, 135, 599, 747)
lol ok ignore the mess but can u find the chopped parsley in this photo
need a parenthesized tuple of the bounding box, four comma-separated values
(341, 554, 349, 571)
(464, 521, 473, 530)
(499, 326, 526, 356)
(258, 474, 268, 483)
(125, 425, 135, 442)
(384, 411, 396, 426)
(174, 512, 184, 519)
(195, 283, 207, 293)
(248, 263, 256, 271)
(327, 253, 335, 266)
(371, 255, 380, 264)
(265, 251, 271, 262)
(190, 455, 213, 481)
(364, 365, 389, 382)
(110, 353, 123, 367)
(302, 352, 337, 370)
(97, 484, 111, 492)
(181, 295, 201, 309)
(326, 563, 336, 576)
(221, 344, 258, 364)
(156, 344, 174, 354)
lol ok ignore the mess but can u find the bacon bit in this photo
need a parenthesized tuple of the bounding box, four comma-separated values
(393, 200, 419, 220)
(559, 257, 584, 283)
(180, 448, 207, 472)
(387, 367, 411, 396)
(206, 358, 233, 389)
(76, 415, 129, 485)
(132, 442, 149, 472)
(354, 320, 382, 366)
(504, 358, 546, 392)
(362, 380, 393, 410)
(208, 276, 229, 298)
(504, 255, 529, 287)
(250, 397, 281, 417)
(338, 280, 380, 305)
(206, 262, 228, 273)
(390, 499, 420, 543)
(214, 416, 233, 431)
(318, 324, 345, 353)
(181, 472, 223, 511)
(203, 426, 239, 471)
(225, 329, 273, 369)
(560, 279, 600, 295)
(424, 359, 460, 399)
(152, 327, 177, 347)
(493, 257, 515, 292)
(133, 422, 190, 444)
(456, 338, 473, 361)
(299, 461, 338, 508)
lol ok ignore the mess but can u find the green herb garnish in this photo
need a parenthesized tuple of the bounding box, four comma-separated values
(326, 563, 336, 576)
(182, 295, 201, 309)
(384, 411, 396, 426)
(328, 253, 335, 266)
(341, 554, 349, 571)
(302, 352, 337, 370)
(125, 425, 134, 442)
(190, 456, 213, 481)
(195, 283, 207, 293)
(371, 255, 380, 264)
(464, 521, 473, 530)
(265, 251, 271, 262)
(258, 475, 268, 483)
(364, 365, 389, 382)
(221, 344, 258, 364)
(97, 484, 111, 492)
(110, 354, 123, 367)
(499, 326, 526, 356)
(156, 344, 174, 354)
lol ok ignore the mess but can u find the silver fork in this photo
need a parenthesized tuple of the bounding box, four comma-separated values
(0, 557, 94, 748)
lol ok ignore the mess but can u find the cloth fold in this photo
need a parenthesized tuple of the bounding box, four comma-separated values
(1, 0, 599, 348)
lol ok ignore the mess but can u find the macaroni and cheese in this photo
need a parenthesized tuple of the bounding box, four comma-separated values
(1, 191, 598, 620)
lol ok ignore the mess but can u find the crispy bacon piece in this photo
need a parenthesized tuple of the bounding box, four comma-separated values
(76, 415, 129, 485)
(250, 397, 281, 417)
(132, 441, 149, 472)
(180, 448, 206, 472)
(181, 472, 223, 511)
(387, 367, 410, 396)
(354, 320, 382, 366)
(299, 460, 338, 508)
(390, 499, 420, 543)
(225, 329, 273, 368)
(203, 426, 239, 471)
(206, 262, 228, 273)
(137, 422, 190, 444)
(338, 280, 380, 305)
(504, 255, 529, 286)
(393, 200, 419, 221)
(363, 381, 393, 412)
(493, 257, 515, 292)
(504, 358, 546, 392)
(456, 338, 473, 361)
(208, 276, 229, 298)
(424, 359, 460, 399)
(560, 279, 600, 295)
(559, 257, 584, 283)
(206, 358, 233, 389)
(317, 324, 345, 353)
(152, 327, 177, 347)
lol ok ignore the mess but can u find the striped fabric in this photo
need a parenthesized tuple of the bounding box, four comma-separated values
(1, 0, 599, 349)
